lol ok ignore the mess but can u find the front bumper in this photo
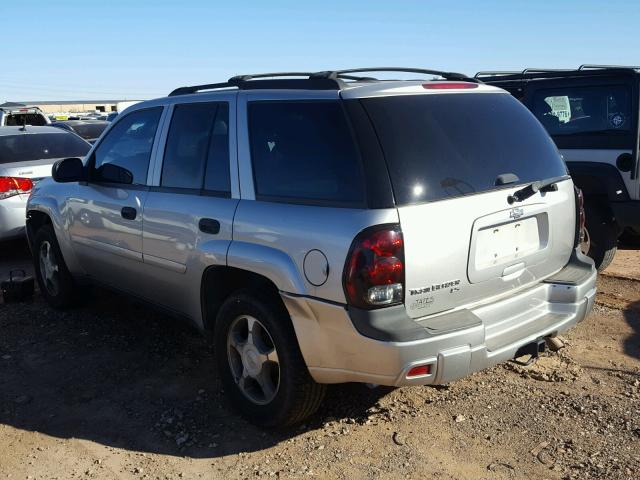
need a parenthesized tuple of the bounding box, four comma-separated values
(282, 249, 597, 387)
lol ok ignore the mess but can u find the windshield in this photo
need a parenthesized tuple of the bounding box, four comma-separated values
(359, 93, 567, 205)
(0, 132, 90, 164)
(70, 123, 108, 140)
(531, 85, 632, 136)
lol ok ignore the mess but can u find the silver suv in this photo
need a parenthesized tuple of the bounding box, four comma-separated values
(26, 68, 597, 426)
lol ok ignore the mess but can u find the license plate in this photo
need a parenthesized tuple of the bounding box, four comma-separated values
(474, 217, 540, 269)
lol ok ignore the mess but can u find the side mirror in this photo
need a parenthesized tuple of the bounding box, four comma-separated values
(52, 157, 85, 183)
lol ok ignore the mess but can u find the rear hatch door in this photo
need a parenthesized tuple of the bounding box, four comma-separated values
(357, 91, 575, 318)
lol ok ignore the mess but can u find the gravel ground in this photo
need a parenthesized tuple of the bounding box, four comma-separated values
(0, 241, 638, 480)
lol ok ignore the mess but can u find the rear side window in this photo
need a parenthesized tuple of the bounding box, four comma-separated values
(0, 132, 90, 164)
(92, 107, 162, 185)
(248, 101, 365, 206)
(161, 102, 230, 193)
(360, 93, 567, 205)
(531, 85, 632, 136)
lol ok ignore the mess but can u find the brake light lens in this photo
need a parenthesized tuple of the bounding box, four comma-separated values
(0, 176, 33, 199)
(344, 225, 404, 309)
(422, 82, 479, 90)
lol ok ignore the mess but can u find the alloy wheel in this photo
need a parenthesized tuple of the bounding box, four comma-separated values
(227, 315, 280, 405)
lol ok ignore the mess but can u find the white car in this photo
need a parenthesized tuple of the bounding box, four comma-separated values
(0, 106, 50, 127)
(0, 126, 90, 240)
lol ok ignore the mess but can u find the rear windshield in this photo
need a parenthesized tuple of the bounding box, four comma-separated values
(531, 84, 632, 136)
(360, 93, 567, 205)
(70, 123, 108, 140)
(4, 113, 48, 127)
(0, 132, 90, 164)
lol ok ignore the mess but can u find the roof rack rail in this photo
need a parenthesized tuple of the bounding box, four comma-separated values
(579, 64, 640, 71)
(474, 70, 520, 78)
(169, 67, 479, 96)
(476, 65, 640, 80)
(475, 68, 573, 78)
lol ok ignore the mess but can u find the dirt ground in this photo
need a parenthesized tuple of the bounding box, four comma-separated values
(0, 241, 638, 480)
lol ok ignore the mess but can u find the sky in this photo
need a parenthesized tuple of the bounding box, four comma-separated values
(1, 0, 638, 102)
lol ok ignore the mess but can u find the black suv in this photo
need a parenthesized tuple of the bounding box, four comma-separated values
(477, 65, 640, 270)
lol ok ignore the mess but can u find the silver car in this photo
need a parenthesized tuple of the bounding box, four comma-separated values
(26, 68, 597, 427)
(0, 126, 90, 240)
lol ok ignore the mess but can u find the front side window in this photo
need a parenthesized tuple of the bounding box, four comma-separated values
(248, 101, 365, 205)
(92, 107, 162, 185)
(532, 85, 632, 136)
(161, 102, 230, 193)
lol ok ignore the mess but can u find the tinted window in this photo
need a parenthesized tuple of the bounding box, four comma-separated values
(532, 85, 632, 136)
(360, 93, 567, 205)
(0, 132, 90, 164)
(248, 101, 364, 205)
(92, 107, 162, 185)
(161, 102, 230, 192)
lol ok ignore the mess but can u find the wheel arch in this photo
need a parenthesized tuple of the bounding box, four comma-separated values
(200, 265, 287, 333)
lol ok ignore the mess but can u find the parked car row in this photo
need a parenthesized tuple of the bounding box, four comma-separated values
(23, 68, 598, 427)
(50, 120, 110, 144)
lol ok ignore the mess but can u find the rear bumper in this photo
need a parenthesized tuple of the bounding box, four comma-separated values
(0, 196, 28, 240)
(282, 249, 597, 387)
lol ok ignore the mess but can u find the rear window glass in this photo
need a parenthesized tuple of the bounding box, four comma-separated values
(360, 93, 567, 205)
(0, 132, 90, 164)
(248, 101, 365, 205)
(5, 113, 48, 127)
(532, 85, 632, 136)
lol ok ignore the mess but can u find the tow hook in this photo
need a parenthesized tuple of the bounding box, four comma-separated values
(511, 338, 546, 366)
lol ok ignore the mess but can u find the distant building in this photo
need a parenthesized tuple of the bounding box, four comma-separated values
(1, 100, 141, 114)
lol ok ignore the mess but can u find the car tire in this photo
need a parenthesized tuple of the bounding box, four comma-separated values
(214, 290, 326, 427)
(33, 225, 77, 309)
(583, 205, 618, 272)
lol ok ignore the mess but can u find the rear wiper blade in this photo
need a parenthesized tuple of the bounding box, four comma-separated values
(508, 177, 562, 204)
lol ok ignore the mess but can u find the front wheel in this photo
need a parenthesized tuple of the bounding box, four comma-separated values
(214, 291, 326, 427)
(582, 206, 618, 272)
(33, 225, 77, 308)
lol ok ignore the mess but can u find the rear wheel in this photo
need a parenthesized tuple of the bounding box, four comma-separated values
(582, 205, 618, 271)
(214, 291, 326, 427)
(33, 225, 77, 308)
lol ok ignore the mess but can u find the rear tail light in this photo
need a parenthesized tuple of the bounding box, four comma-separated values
(0, 176, 33, 200)
(422, 82, 479, 90)
(343, 225, 404, 309)
(575, 187, 586, 247)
